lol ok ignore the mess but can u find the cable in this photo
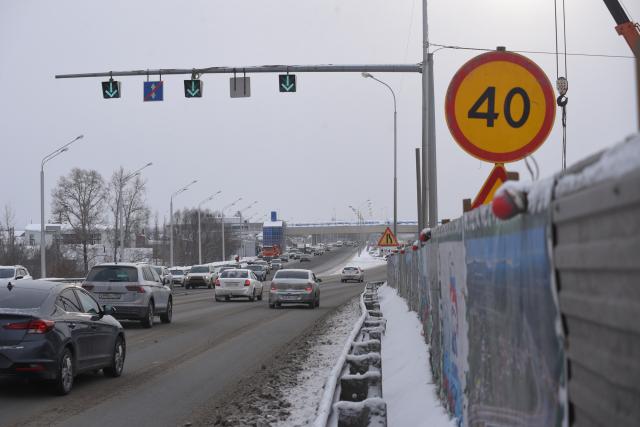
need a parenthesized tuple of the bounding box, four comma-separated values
(429, 43, 634, 59)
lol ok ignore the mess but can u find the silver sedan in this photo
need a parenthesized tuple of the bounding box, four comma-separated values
(269, 269, 321, 309)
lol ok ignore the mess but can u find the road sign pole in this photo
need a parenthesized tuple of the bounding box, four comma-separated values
(421, 0, 431, 229)
(415, 148, 422, 238)
(427, 53, 438, 227)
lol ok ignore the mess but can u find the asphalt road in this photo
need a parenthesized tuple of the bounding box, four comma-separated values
(0, 247, 386, 427)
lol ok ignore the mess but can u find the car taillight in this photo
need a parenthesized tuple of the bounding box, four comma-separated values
(270, 282, 277, 291)
(4, 319, 55, 334)
(305, 283, 313, 292)
(244, 279, 251, 286)
(82, 284, 94, 290)
(126, 285, 145, 293)
(215, 279, 221, 287)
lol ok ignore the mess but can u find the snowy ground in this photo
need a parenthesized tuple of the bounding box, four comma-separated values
(378, 284, 456, 427)
(328, 246, 387, 275)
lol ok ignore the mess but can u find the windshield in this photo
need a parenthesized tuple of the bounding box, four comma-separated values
(153, 267, 163, 274)
(190, 266, 209, 273)
(247, 265, 264, 271)
(170, 270, 183, 276)
(220, 270, 249, 279)
(0, 287, 49, 309)
(0, 268, 15, 279)
(274, 271, 309, 280)
(86, 266, 138, 282)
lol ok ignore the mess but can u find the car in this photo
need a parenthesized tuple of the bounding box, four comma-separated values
(82, 263, 173, 328)
(289, 252, 300, 260)
(214, 269, 264, 302)
(0, 280, 125, 395)
(299, 253, 312, 262)
(269, 269, 321, 309)
(169, 267, 188, 287)
(271, 258, 284, 271)
(280, 253, 290, 262)
(341, 266, 364, 283)
(0, 265, 33, 284)
(184, 264, 217, 289)
(246, 264, 267, 281)
(253, 260, 270, 274)
(152, 266, 173, 286)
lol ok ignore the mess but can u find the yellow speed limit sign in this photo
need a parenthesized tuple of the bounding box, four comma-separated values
(445, 51, 556, 163)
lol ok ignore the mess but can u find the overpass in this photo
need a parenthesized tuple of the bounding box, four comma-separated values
(285, 220, 418, 237)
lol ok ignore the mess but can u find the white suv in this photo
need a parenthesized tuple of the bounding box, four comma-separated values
(184, 264, 217, 289)
(0, 265, 32, 283)
(82, 263, 173, 328)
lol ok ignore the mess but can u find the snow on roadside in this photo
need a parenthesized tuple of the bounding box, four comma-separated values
(275, 297, 361, 426)
(328, 247, 387, 275)
(379, 284, 456, 427)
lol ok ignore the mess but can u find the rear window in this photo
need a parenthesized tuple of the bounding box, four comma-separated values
(0, 268, 15, 279)
(86, 266, 138, 282)
(153, 266, 163, 273)
(220, 270, 249, 279)
(274, 271, 310, 279)
(191, 266, 209, 273)
(170, 270, 183, 276)
(344, 267, 358, 271)
(247, 265, 264, 271)
(0, 287, 49, 309)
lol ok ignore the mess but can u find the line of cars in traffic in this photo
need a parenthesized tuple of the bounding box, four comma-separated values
(0, 248, 334, 395)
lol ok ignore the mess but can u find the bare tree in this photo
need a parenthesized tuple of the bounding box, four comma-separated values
(122, 175, 150, 248)
(108, 167, 127, 261)
(51, 168, 107, 274)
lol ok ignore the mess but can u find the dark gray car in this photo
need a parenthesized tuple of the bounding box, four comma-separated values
(0, 281, 125, 395)
(269, 269, 321, 309)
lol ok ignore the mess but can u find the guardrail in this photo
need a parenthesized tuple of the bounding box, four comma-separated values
(314, 281, 387, 427)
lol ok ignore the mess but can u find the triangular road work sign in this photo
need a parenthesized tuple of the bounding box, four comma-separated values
(471, 164, 508, 209)
(377, 227, 399, 247)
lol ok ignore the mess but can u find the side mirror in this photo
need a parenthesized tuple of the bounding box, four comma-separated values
(14, 275, 24, 280)
(102, 305, 117, 316)
(317, 278, 323, 283)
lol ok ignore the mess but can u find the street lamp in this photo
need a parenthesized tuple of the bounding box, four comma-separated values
(40, 134, 84, 278)
(115, 162, 152, 262)
(237, 201, 258, 257)
(197, 190, 222, 264)
(220, 197, 242, 261)
(362, 72, 398, 237)
(170, 180, 197, 267)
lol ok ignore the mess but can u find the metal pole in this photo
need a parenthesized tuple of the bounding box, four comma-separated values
(421, 0, 430, 229)
(393, 108, 398, 237)
(198, 208, 202, 265)
(119, 188, 125, 261)
(427, 53, 438, 227)
(170, 197, 174, 267)
(40, 168, 45, 278)
(221, 213, 225, 262)
(415, 148, 422, 238)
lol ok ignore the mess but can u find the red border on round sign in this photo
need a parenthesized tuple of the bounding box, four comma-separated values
(445, 51, 556, 163)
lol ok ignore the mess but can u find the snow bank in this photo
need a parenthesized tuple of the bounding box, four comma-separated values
(328, 247, 387, 275)
(378, 284, 456, 427)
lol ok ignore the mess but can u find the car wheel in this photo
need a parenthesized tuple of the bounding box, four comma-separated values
(104, 336, 126, 377)
(257, 289, 263, 301)
(53, 348, 74, 395)
(308, 301, 315, 309)
(249, 289, 256, 302)
(208, 283, 212, 289)
(141, 301, 154, 328)
(160, 298, 173, 324)
(316, 298, 320, 308)
(269, 302, 275, 309)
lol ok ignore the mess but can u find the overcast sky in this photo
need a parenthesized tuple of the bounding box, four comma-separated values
(1, 0, 638, 229)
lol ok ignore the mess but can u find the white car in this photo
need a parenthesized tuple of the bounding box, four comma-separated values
(340, 266, 364, 283)
(214, 269, 264, 302)
(0, 265, 32, 283)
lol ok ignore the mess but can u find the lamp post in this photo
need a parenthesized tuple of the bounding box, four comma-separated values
(170, 180, 197, 267)
(115, 162, 152, 262)
(362, 72, 398, 237)
(197, 190, 222, 264)
(40, 134, 84, 278)
(220, 197, 242, 262)
(237, 201, 258, 257)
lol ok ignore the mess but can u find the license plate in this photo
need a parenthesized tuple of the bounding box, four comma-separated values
(100, 293, 121, 299)
(281, 295, 300, 301)
(225, 281, 240, 287)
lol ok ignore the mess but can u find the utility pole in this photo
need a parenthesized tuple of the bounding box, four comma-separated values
(421, 0, 437, 228)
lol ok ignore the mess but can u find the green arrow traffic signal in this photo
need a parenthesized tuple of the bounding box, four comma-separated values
(184, 79, 203, 98)
(279, 74, 296, 93)
(101, 80, 121, 99)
